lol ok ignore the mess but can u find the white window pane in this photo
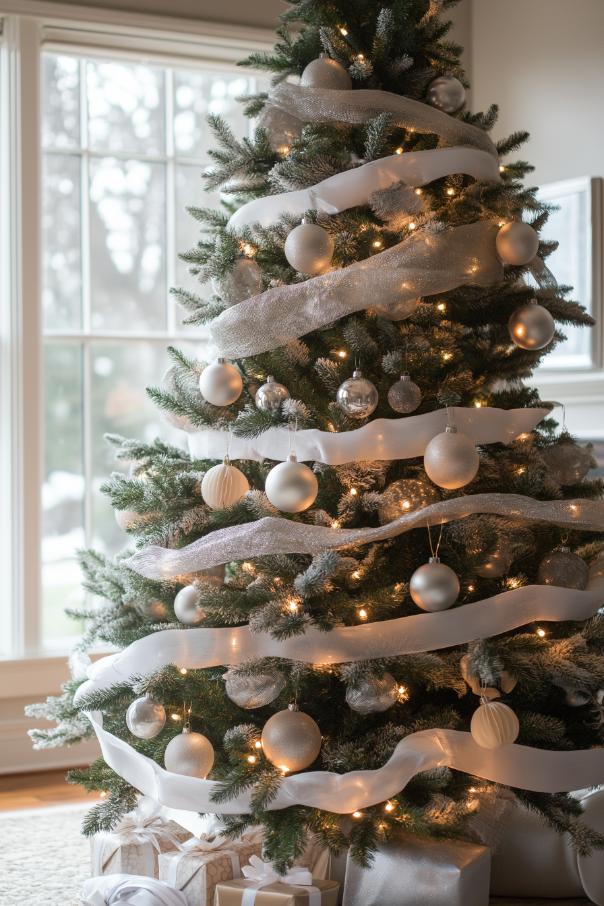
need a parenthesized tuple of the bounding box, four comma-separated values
(43, 153, 82, 330)
(42, 53, 80, 150)
(173, 69, 255, 158)
(174, 162, 218, 330)
(87, 60, 165, 156)
(89, 157, 167, 332)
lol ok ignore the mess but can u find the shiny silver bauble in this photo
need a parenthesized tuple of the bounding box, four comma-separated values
(126, 693, 166, 739)
(265, 453, 318, 513)
(223, 668, 286, 709)
(542, 439, 595, 486)
(426, 75, 466, 113)
(199, 358, 243, 407)
(409, 557, 460, 612)
(346, 673, 399, 714)
(537, 547, 589, 590)
(173, 584, 205, 625)
(259, 105, 301, 153)
(216, 258, 263, 306)
(284, 221, 334, 276)
(475, 540, 514, 578)
(508, 304, 555, 351)
(164, 727, 214, 778)
(496, 221, 539, 266)
(470, 701, 519, 749)
(424, 425, 479, 489)
(336, 369, 379, 419)
(387, 373, 422, 415)
(261, 704, 322, 773)
(255, 375, 290, 413)
(301, 55, 352, 91)
(377, 478, 439, 525)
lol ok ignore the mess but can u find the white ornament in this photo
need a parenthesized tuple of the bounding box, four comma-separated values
(265, 453, 318, 513)
(201, 458, 250, 510)
(115, 509, 147, 532)
(173, 584, 205, 625)
(346, 673, 399, 714)
(199, 358, 243, 407)
(471, 700, 519, 749)
(336, 369, 379, 419)
(409, 557, 460, 612)
(126, 693, 166, 739)
(424, 425, 479, 489)
(284, 221, 334, 276)
(301, 55, 352, 91)
(496, 222, 539, 266)
(426, 76, 466, 113)
(216, 258, 263, 306)
(508, 303, 555, 351)
(387, 373, 422, 414)
(255, 375, 290, 413)
(223, 668, 286, 709)
(164, 726, 214, 778)
(261, 704, 322, 772)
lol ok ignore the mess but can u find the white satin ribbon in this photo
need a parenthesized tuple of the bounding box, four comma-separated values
(228, 147, 500, 230)
(81, 875, 187, 906)
(187, 406, 547, 464)
(239, 856, 319, 906)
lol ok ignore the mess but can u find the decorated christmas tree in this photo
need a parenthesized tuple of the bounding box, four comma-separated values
(30, 0, 604, 875)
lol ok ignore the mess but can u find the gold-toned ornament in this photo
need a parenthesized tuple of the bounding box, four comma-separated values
(261, 704, 322, 772)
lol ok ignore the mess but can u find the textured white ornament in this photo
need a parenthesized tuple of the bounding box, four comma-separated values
(471, 700, 520, 749)
(387, 373, 422, 414)
(426, 75, 466, 113)
(377, 478, 439, 525)
(424, 425, 479, 489)
(223, 668, 286, 709)
(336, 369, 379, 419)
(346, 673, 399, 714)
(301, 55, 352, 91)
(173, 584, 205, 625)
(255, 375, 290, 413)
(217, 258, 263, 306)
(261, 704, 322, 772)
(284, 221, 334, 276)
(199, 358, 243, 407)
(537, 546, 589, 590)
(265, 453, 318, 513)
(126, 693, 166, 739)
(496, 222, 539, 266)
(201, 458, 250, 510)
(508, 303, 555, 351)
(409, 557, 460, 612)
(164, 726, 214, 778)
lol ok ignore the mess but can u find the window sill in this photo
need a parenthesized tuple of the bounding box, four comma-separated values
(0, 651, 107, 699)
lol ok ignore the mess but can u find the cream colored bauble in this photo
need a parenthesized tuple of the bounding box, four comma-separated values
(201, 458, 250, 510)
(471, 701, 519, 749)
(199, 358, 243, 407)
(424, 426, 479, 489)
(265, 453, 318, 513)
(284, 222, 334, 276)
(164, 727, 214, 778)
(301, 55, 352, 91)
(114, 508, 152, 531)
(496, 221, 539, 266)
(409, 557, 460, 611)
(173, 584, 205, 625)
(261, 704, 322, 773)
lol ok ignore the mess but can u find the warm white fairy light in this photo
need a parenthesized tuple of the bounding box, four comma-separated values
(436, 301, 446, 312)
(384, 801, 395, 812)
(408, 221, 417, 231)
(536, 627, 546, 638)
(254, 740, 262, 750)
(179, 667, 187, 675)
(395, 147, 404, 155)
(287, 599, 299, 613)
(350, 487, 358, 496)
(337, 349, 347, 359)
(247, 755, 257, 764)
(358, 607, 368, 620)
(352, 810, 363, 819)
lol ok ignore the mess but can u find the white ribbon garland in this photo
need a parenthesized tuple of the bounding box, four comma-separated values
(239, 856, 319, 906)
(80, 875, 187, 906)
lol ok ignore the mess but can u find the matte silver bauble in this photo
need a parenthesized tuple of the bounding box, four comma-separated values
(261, 704, 322, 772)
(537, 546, 589, 590)
(284, 221, 334, 276)
(377, 478, 439, 525)
(426, 75, 466, 113)
(424, 425, 479, 489)
(126, 693, 166, 739)
(199, 358, 243, 407)
(164, 727, 214, 778)
(475, 540, 514, 578)
(496, 221, 539, 266)
(387, 373, 422, 414)
(346, 673, 399, 714)
(508, 303, 555, 351)
(255, 375, 290, 413)
(460, 654, 517, 701)
(470, 701, 519, 749)
(542, 439, 595, 486)
(301, 55, 352, 91)
(259, 104, 301, 152)
(336, 369, 379, 419)
(223, 668, 286, 709)
(173, 584, 205, 625)
(218, 258, 263, 306)
(201, 459, 250, 510)
(265, 453, 318, 513)
(409, 557, 460, 612)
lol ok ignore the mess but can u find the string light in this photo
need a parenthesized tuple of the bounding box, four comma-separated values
(436, 302, 446, 312)
(397, 685, 409, 701)
(240, 241, 256, 257)
(351, 570, 362, 580)
(414, 187, 423, 196)
(350, 487, 358, 496)
(442, 351, 453, 362)
(254, 740, 263, 750)
(356, 53, 365, 62)
(536, 627, 546, 638)
(337, 349, 347, 359)
(467, 584, 475, 592)
(331, 519, 341, 529)
(339, 26, 348, 35)
(179, 667, 188, 675)
(358, 608, 368, 620)
(287, 599, 299, 613)
(499, 165, 506, 173)
(372, 239, 383, 249)
(280, 765, 290, 774)
(276, 144, 291, 156)
(99, 791, 108, 799)
(516, 466, 526, 475)
(384, 801, 395, 812)
(516, 432, 530, 442)
(445, 187, 456, 196)
(401, 499, 411, 510)
(395, 147, 403, 155)
(352, 810, 363, 819)
(506, 577, 521, 589)
(247, 755, 257, 764)
(171, 713, 181, 721)
(408, 221, 417, 231)
(474, 400, 484, 408)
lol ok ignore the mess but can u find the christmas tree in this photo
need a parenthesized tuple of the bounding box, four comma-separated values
(30, 0, 604, 871)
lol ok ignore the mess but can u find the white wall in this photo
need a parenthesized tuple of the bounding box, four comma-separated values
(36, 0, 287, 29)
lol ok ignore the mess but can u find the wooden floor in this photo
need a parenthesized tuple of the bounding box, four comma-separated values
(0, 768, 100, 811)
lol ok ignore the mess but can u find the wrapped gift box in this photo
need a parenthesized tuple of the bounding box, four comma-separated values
(91, 802, 190, 878)
(215, 876, 339, 906)
(158, 834, 262, 906)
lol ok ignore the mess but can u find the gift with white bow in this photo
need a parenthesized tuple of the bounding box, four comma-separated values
(80, 873, 187, 906)
(214, 854, 339, 906)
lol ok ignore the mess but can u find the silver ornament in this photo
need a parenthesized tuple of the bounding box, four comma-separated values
(223, 668, 286, 709)
(542, 439, 595, 486)
(173, 584, 205, 625)
(255, 375, 290, 413)
(301, 55, 352, 91)
(259, 105, 301, 153)
(537, 546, 589, 590)
(217, 258, 263, 306)
(284, 221, 334, 276)
(424, 425, 479, 489)
(126, 693, 166, 739)
(475, 540, 514, 578)
(508, 303, 555, 350)
(387, 373, 422, 414)
(426, 75, 466, 113)
(377, 478, 439, 525)
(410, 557, 460, 612)
(164, 726, 214, 778)
(265, 453, 318, 513)
(199, 358, 243, 407)
(565, 688, 591, 707)
(496, 221, 540, 266)
(470, 700, 519, 749)
(261, 704, 322, 773)
(346, 673, 398, 714)
(201, 459, 250, 510)
(336, 369, 379, 419)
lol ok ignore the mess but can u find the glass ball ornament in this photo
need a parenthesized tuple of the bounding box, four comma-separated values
(261, 704, 322, 773)
(508, 303, 555, 351)
(537, 546, 589, 590)
(426, 75, 466, 113)
(216, 258, 263, 306)
(409, 557, 460, 612)
(346, 673, 399, 714)
(542, 439, 595, 486)
(199, 358, 243, 407)
(387, 373, 422, 415)
(475, 540, 514, 578)
(377, 478, 439, 525)
(201, 458, 250, 510)
(460, 654, 517, 700)
(255, 375, 290, 413)
(223, 668, 286, 709)
(164, 726, 214, 778)
(336, 369, 379, 420)
(470, 700, 519, 749)
(173, 584, 205, 625)
(496, 221, 539, 266)
(284, 221, 334, 276)
(424, 425, 479, 490)
(126, 693, 166, 739)
(259, 104, 301, 153)
(265, 453, 318, 513)
(565, 688, 591, 707)
(301, 54, 352, 91)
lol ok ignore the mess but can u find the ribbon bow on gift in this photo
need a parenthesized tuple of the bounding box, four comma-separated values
(93, 799, 185, 876)
(240, 855, 320, 906)
(81, 874, 187, 906)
